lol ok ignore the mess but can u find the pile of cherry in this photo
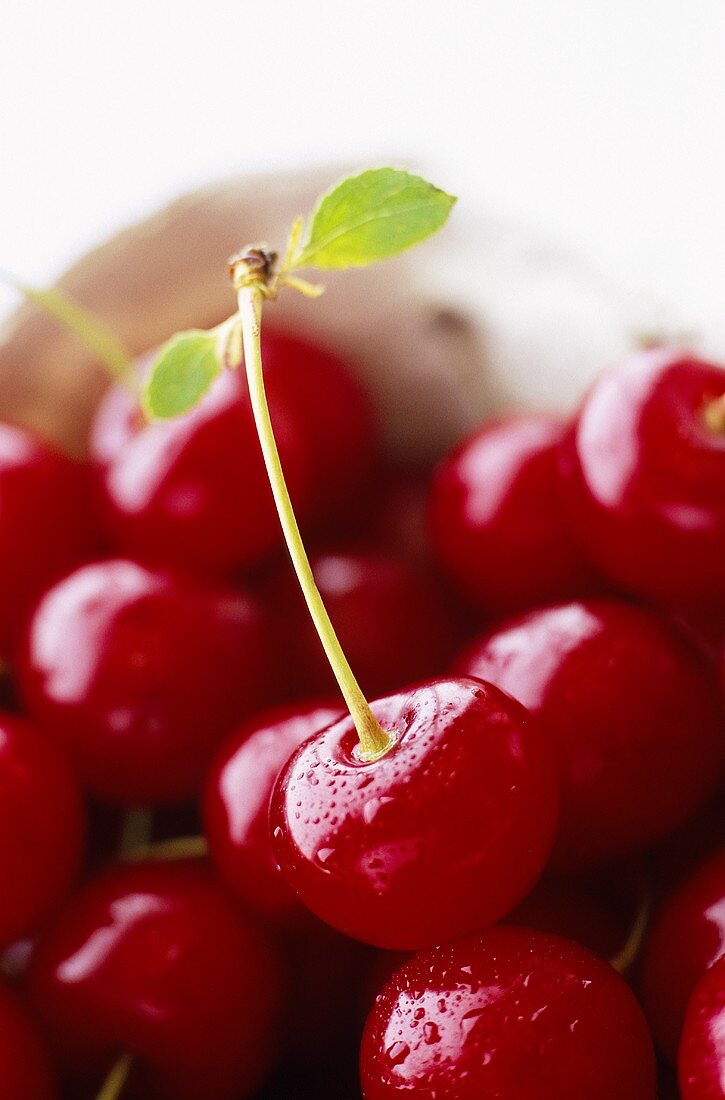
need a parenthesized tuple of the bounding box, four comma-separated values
(0, 334, 722, 1100)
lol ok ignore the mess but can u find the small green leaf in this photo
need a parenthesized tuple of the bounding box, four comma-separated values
(291, 168, 456, 270)
(143, 329, 221, 419)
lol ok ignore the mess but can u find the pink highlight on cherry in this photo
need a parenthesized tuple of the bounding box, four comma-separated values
(678, 955, 725, 1100)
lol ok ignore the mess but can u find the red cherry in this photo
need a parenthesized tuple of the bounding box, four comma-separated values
(90, 333, 375, 574)
(678, 956, 725, 1100)
(455, 599, 724, 870)
(204, 699, 343, 925)
(559, 348, 725, 606)
(19, 558, 273, 805)
(429, 415, 595, 616)
(0, 713, 85, 948)
(0, 979, 58, 1100)
(640, 847, 725, 1060)
(27, 861, 283, 1100)
(0, 423, 94, 658)
(360, 925, 657, 1099)
(270, 677, 559, 950)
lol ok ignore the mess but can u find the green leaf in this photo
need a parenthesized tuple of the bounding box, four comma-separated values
(143, 329, 221, 419)
(292, 168, 456, 270)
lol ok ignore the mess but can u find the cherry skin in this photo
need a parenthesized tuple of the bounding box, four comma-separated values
(429, 414, 595, 616)
(558, 348, 725, 606)
(90, 332, 375, 574)
(678, 956, 725, 1100)
(18, 558, 274, 805)
(455, 598, 724, 870)
(360, 925, 657, 1099)
(640, 846, 725, 1061)
(0, 422, 94, 658)
(0, 979, 58, 1100)
(0, 713, 85, 948)
(271, 677, 559, 950)
(27, 860, 284, 1100)
(204, 699, 343, 926)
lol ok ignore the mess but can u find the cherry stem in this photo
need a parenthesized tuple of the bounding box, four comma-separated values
(118, 808, 154, 858)
(703, 392, 725, 433)
(236, 281, 392, 761)
(95, 1053, 133, 1100)
(123, 835, 208, 862)
(609, 883, 651, 976)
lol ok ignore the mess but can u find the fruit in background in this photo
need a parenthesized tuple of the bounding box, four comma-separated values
(0, 978, 58, 1100)
(456, 599, 724, 869)
(360, 926, 657, 1099)
(559, 348, 725, 607)
(678, 956, 725, 1100)
(19, 558, 274, 805)
(28, 861, 283, 1100)
(90, 333, 375, 575)
(429, 415, 596, 616)
(505, 878, 627, 960)
(271, 677, 559, 950)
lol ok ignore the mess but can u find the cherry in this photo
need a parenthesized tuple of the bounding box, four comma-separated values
(0, 713, 85, 948)
(455, 598, 724, 870)
(360, 925, 657, 1099)
(19, 558, 274, 805)
(90, 333, 375, 575)
(204, 699, 342, 925)
(0, 978, 58, 1100)
(678, 955, 725, 1100)
(639, 846, 725, 1060)
(429, 415, 596, 616)
(270, 676, 559, 950)
(0, 423, 94, 658)
(558, 348, 725, 606)
(27, 860, 283, 1100)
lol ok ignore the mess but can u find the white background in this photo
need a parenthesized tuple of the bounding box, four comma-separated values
(2, 0, 724, 331)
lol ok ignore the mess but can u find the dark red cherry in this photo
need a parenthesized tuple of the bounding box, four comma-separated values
(28, 861, 283, 1100)
(19, 558, 273, 805)
(204, 699, 342, 925)
(640, 847, 725, 1060)
(559, 348, 725, 606)
(0, 979, 58, 1100)
(271, 677, 559, 950)
(90, 333, 375, 574)
(0, 713, 85, 948)
(0, 423, 94, 658)
(678, 956, 725, 1100)
(360, 925, 657, 1100)
(429, 415, 595, 616)
(455, 599, 724, 870)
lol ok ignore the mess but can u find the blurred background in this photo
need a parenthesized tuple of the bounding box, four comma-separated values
(2, 0, 725, 334)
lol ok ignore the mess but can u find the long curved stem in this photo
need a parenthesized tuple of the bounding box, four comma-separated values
(96, 1053, 133, 1100)
(238, 286, 391, 760)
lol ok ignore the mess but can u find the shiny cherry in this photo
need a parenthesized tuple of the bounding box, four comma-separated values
(456, 598, 724, 870)
(90, 332, 375, 574)
(559, 348, 725, 606)
(678, 956, 725, 1100)
(360, 925, 657, 1099)
(0, 979, 58, 1100)
(204, 699, 342, 925)
(271, 677, 559, 950)
(429, 414, 595, 615)
(640, 846, 725, 1060)
(28, 860, 283, 1100)
(0, 713, 85, 948)
(0, 422, 94, 658)
(19, 558, 273, 805)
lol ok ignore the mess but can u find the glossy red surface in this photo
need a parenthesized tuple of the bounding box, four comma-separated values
(429, 415, 595, 615)
(456, 599, 724, 870)
(0, 423, 94, 658)
(271, 677, 559, 950)
(204, 699, 342, 925)
(0, 979, 57, 1100)
(360, 925, 657, 1099)
(28, 861, 283, 1100)
(19, 558, 273, 805)
(679, 956, 725, 1100)
(559, 349, 725, 605)
(640, 847, 725, 1060)
(0, 713, 85, 948)
(90, 333, 375, 574)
